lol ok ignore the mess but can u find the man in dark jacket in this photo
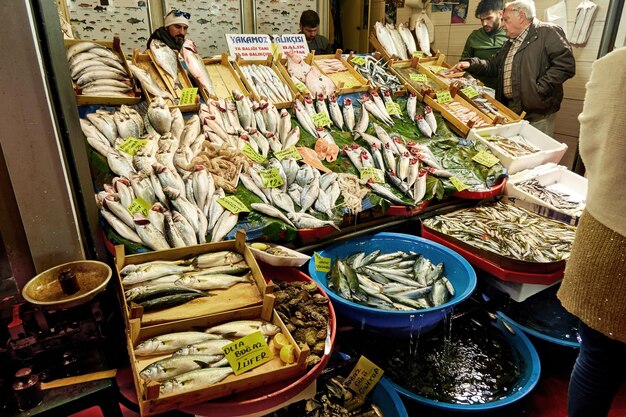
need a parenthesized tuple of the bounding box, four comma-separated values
(147, 9, 190, 52)
(451, 0, 575, 136)
(299, 10, 333, 55)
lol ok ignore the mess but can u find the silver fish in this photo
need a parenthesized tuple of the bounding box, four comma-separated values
(205, 320, 281, 338)
(135, 331, 213, 356)
(160, 367, 233, 395)
(150, 39, 181, 89)
(100, 209, 142, 244)
(175, 272, 253, 290)
(211, 210, 239, 242)
(251, 202, 296, 228)
(140, 354, 224, 382)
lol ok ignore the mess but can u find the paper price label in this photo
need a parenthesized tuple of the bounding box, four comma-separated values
(461, 86, 480, 99)
(274, 146, 302, 161)
(126, 197, 151, 217)
(312, 111, 332, 127)
(436, 90, 453, 104)
(351, 56, 367, 66)
(118, 137, 147, 156)
(218, 196, 250, 214)
(314, 252, 331, 272)
(429, 65, 446, 74)
(260, 168, 284, 188)
(472, 150, 500, 167)
(450, 176, 469, 192)
(360, 167, 385, 184)
(294, 81, 310, 95)
(412, 51, 424, 58)
(409, 73, 428, 82)
(385, 101, 401, 116)
(484, 134, 499, 142)
(223, 331, 273, 376)
(242, 143, 266, 163)
(344, 356, 384, 396)
(178, 87, 198, 106)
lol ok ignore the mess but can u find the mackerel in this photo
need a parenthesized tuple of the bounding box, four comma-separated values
(140, 354, 224, 382)
(160, 368, 233, 395)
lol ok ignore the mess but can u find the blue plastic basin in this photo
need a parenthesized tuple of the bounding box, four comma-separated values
(307, 232, 477, 333)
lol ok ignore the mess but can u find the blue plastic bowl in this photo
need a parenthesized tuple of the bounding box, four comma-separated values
(392, 317, 541, 411)
(307, 232, 477, 333)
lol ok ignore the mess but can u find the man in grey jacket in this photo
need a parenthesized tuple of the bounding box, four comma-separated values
(451, 0, 575, 136)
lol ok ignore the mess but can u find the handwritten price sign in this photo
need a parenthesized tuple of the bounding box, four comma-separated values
(118, 137, 147, 156)
(260, 168, 284, 188)
(178, 87, 198, 106)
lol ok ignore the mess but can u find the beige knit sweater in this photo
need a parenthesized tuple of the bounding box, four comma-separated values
(557, 47, 626, 343)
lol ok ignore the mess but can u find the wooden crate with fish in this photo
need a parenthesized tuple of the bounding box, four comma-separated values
(65, 38, 141, 106)
(232, 55, 297, 109)
(389, 58, 446, 101)
(115, 231, 274, 333)
(127, 304, 309, 416)
(453, 82, 525, 125)
(307, 51, 369, 95)
(131, 49, 199, 113)
(424, 91, 493, 137)
(345, 52, 408, 98)
(200, 53, 251, 102)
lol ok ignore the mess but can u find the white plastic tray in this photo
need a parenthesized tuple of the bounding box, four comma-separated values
(248, 244, 310, 268)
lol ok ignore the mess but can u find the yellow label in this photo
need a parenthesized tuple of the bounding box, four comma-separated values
(314, 252, 331, 272)
(360, 167, 385, 184)
(385, 101, 401, 116)
(436, 90, 453, 104)
(294, 81, 310, 95)
(429, 65, 446, 74)
(412, 51, 424, 58)
(218, 196, 250, 214)
(472, 150, 500, 167)
(351, 56, 367, 66)
(312, 111, 332, 127)
(222, 331, 273, 376)
(126, 197, 151, 217)
(344, 356, 384, 396)
(450, 176, 469, 192)
(178, 87, 198, 106)
(260, 168, 284, 188)
(409, 73, 428, 82)
(242, 143, 266, 163)
(461, 86, 480, 99)
(274, 146, 303, 161)
(118, 136, 148, 156)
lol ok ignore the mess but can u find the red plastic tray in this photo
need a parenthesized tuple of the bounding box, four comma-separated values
(386, 198, 431, 217)
(421, 225, 563, 284)
(453, 177, 507, 199)
(297, 224, 339, 243)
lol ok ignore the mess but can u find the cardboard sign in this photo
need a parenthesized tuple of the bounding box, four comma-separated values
(294, 81, 310, 95)
(450, 176, 469, 192)
(360, 167, 385, 184)
(178, 87, 198, 105)
(472, 150, 500, 167)
(351, 56, 367, 66)
(409, 73, 428, 82)
(385, 101, 401, 116)
(242, 143, 266, 163)
(226, 34, 273, 60)
(272, 34, 309, 58)
(222, 331, 273, 376)
(344, 356, 384, 396)
(436, 90, 453, 104)
(126, 197, 151, 217)
(260, 168, 284, 188)
(274, 146, 302, 161)
(118, 137, 147, 156)
(461, 86, 480, 99)
(218, 196, 250, 214)
(312, 111, 332, 127)
(314, 252, 331, 272)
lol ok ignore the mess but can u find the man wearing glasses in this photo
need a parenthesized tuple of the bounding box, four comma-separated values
(147, 9, 190, 51)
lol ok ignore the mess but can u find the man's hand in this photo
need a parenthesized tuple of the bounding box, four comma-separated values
(450, 61, 470, 73)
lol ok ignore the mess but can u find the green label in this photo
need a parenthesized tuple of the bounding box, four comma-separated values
(472, 150, 500, 167)
(350, 56, 367, 66)
(118, 136, 147, 156)
(126, 197, 151, 217)
(274, 146, 303, 161)
(294, 81, 310, 95)
(429, 65, 446, 74)
(344, 356, 384, 396)
(450, 176, 469, 192)
(436, 90, 453, 104)
(260, 168, 284, 188)
(314, 252, 331, 272)
(385, 101, 401, 116)
(222, 331, 273, 376)
(312, 111, 332, 127)
(409, 73, 428, 82)
(412, 51, 424, 58)
(178, 87, 198, 106)
(360, 167, 385, 184)
(218, 196, 250, 214)
(461, 86, 480, 99)
(242, 143, 266, 163)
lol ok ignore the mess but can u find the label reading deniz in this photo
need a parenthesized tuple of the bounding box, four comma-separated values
(222, 331, 273, 375)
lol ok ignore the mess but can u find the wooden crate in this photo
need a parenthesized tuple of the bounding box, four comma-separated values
(369, 32, 437, 63)
(201, 53, 251, 102)
(128, 305, 308, 416)
(344, 52, 408, 98)
(232, 55, 296, 109)
(307, 51, 370, 95)
(65, 38, 141, 106)
(131, 49, 199, 113)
(424, 91, 494, 137)
(454, 83, 525, 124)
(389, 58, 446, 101)
(115, 231, 273, 333)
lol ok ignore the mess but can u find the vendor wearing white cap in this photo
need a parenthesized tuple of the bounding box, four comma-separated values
(147, 8, 190, 51)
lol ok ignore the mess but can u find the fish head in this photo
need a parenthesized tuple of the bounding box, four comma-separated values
(344, 98, 352, 106)
(415, 114, 424, 121)
(424, 106, 433, 114)
(151, 202, 166, 213)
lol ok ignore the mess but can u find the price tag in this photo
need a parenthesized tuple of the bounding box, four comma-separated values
(343, 82, 355, 89)
(274, 146, 302, 161)
(126, 197, 151, 217)
(483, 134, 500, 142)
(178, 87, 198, 106)
(294, 81, 310, 95)
(218, 196, 250, 214)
(436, 90, 453, 104)
(450, 176, 469, 192)
(344, 356, 384, 396)
(429, 65, 446, 74)
(118, 137, 147, 156)
(312, 111, 332, 127)
(360, 167, 385, 184)
(461, 86, 480, 99)
(222, 331, 273, 376)
(472, 150, 500, 167)
(242, 143, 266, 163)
(385, 101, 401, 116)
(260, 168, 284, 188)
(412, 51, 424, 58)
(350, 56, 367, 66)
(314, 252, 331, 272)
(409, 73, 428, 82)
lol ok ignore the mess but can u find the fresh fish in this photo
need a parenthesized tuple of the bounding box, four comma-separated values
(163, 187, 200, 233)
(355, 106, 369, 134)
(100, 209, 142, 244)
(196, 251, 244, 268)
(251, 202, 296, 228)
(406, 93, 417, 122)
(328, 94, 344, 131)
(208, 188, 226, 231)
(125, 284, 205, 303)
(172, 210, 199, 246)
(415, 114, 433, 138)
(210, 210, 239, 242)
(270, 188, 296, 214)
(287, 212, 340, 230)
(175, 272, 253, 290)
(139, 292, 206, 311)
(205, 320, 281, 338)
(147, 96, 172, 135)
(375, 21, 398, 58)
(150, 39, 181, 89)
(160, 368, 233, 395)
(134, 217, 171, 251)
(278, 109, 292, 145)
(129, 64, 175, 102)
(232, 89, 253, 131)
(107, 149, 136, 179)
(181, 39, 215, 97)
(300, 178, 320, 213)
(415, 18, 432, 56)
(424, 106, 437, 134)
(342, 98, 356, 132)
(135, 331, 214, 356)
(76, 69, 128, 86)
(398, 23, 417, 55)
(174, 338, 231, 356)
(368, 182, 411, 206)
(140, 354, 223, 382)
(386, 23, 409, 60)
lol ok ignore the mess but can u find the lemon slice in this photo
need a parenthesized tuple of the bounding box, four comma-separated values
(279, 344, 295, 364)
(273, 333, 289, 350)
